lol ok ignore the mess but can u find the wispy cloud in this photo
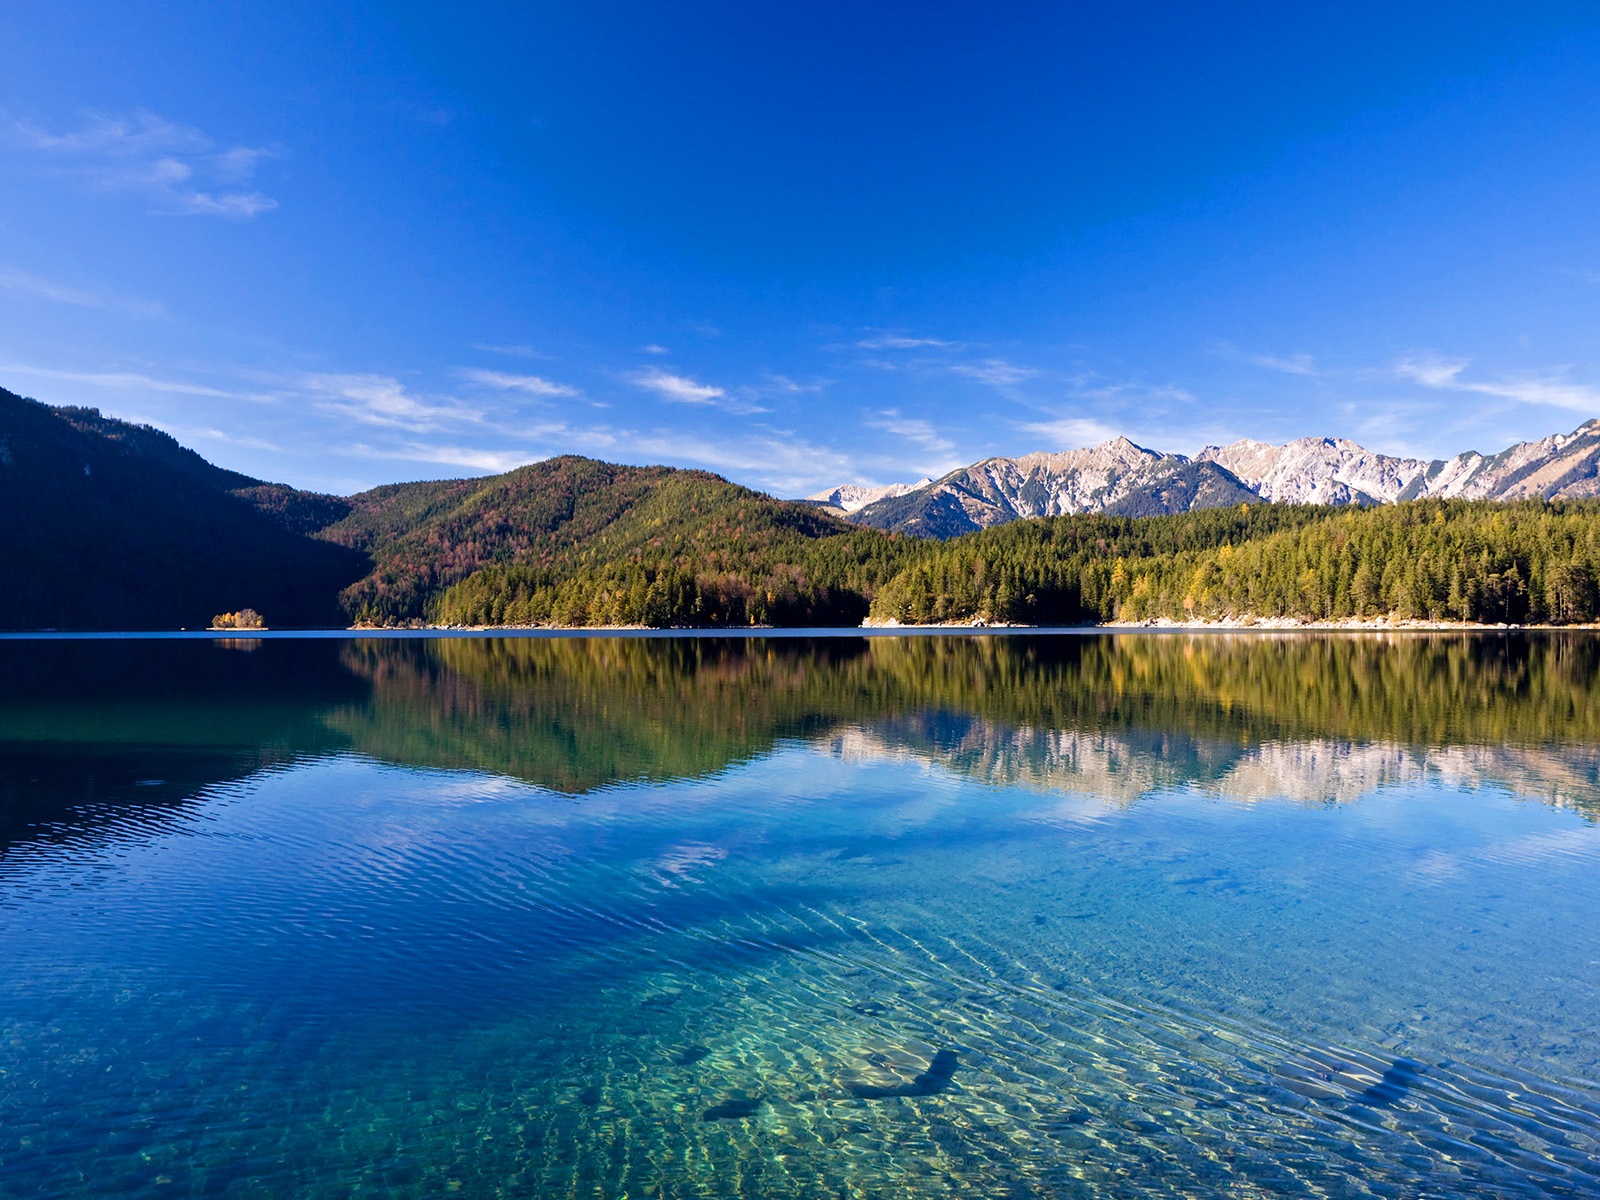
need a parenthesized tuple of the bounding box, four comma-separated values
(154, 423, 284, 453)
(1245, 351, 1318, 376)
(857, 331, 958, 350)
(851, 333, 1041, 393)
(1394, 355, 1600, 412)
(345, 442, 541, 474)
(1229, 345, 1600, 416)
(0, 362, 238, 398)
(627, 367, 769, 414)
(736, 373, 828, 402)
(413, 107, 455, 129)
(950, 358, 1038, 388)
(626, 429, 860, 495)
(1014, 415, 1122, 449)
(3, 109, 277, 217)
(471, 343, 546, 359)
(629, 367, 723, 403)
(305, 374, 481, 432)
(1064, 376, 1197, 406)
(1213, 342, 1321, 376)
(1393, 355, 1470, 389)
(1346, 404, 1432, 450)
(343, 411, 869, 495)
(866, 409, 957, 458)
(459, 368, 579, 398)
(640, 343, 670, 355)
(0, 265, 165, 317)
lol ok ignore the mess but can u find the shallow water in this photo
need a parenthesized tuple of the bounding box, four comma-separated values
(1, 632, 1598, 1197)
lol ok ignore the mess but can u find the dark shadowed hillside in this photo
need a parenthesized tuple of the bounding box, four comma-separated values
(0, 387, 364, 629)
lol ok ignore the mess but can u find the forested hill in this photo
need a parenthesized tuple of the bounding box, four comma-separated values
(9, 384, 1600, 630)
(0, 388, 362, 629)
(864, 499, 1600, 626)
(321, 456, 899, 625)
(0, 390, 898, 629)
(430, 495, 1600, 628)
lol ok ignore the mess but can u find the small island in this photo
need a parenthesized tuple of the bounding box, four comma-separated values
(210, 608, 267, 631)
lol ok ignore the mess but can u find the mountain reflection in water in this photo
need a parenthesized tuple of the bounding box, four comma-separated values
(331, 632, 1600, 809)
(5, 632, 1600, 836)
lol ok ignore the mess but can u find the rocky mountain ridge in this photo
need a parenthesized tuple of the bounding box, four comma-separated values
(806, 477, 931, 513)
(828, 420, 1600, 537)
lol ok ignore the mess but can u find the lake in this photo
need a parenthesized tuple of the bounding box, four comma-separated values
(1, 631, 1598, 1198)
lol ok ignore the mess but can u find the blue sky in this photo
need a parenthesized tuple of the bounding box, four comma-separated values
(3, 3, 1600, 496)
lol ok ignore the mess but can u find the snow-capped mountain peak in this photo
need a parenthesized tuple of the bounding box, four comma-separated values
(807, 478, 933, 513)
(810, 420, 1600, 537)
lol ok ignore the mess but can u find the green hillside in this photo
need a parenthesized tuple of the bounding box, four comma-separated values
(320, 456, 863, 622)
(869, 497, 1600, 626)
(404, 458, 909, 627)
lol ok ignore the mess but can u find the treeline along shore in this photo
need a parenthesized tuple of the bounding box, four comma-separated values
(435, 498, 1600, 629)
(5, 386, 1600, 631)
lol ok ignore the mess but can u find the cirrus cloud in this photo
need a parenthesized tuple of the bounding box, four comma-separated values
(856, 331, 958, 350)
(626, 366, 770, 414)
(0, 265, 166, 318)
(459, 368, 579, 398)
(305, 374, 481, 432)
(1395, 355, 1600, 412)
(950, 358, 1038, 388)
(3, 108, 278, 218)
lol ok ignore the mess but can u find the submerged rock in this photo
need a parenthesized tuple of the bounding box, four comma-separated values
(675, 1044, 710, 1066)
(1351, 1057, 1424, 1107)
(1274, 1048, 1424, 1107)
(847, 1048, 960, 1099)
(702, 1096, 762, 1121)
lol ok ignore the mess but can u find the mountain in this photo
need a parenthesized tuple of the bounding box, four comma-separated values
(832, 420, 1600, 536)
(10, 376, 1600, 632)
(0, 387, 363, 630)
(1195, 437, 1441, 505)
(1194, 422, 1600, 504)
(848, 438, 1259, 535)
(1432, 420, 1600, 501)
(805, 478, 931, 513)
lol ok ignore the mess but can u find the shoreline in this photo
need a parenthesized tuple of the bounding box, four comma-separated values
(284, 616, 1598, 636)
(4, 617, 1597, 640)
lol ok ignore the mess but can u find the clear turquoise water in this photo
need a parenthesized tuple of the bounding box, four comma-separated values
(1, 633, 1598, 1197)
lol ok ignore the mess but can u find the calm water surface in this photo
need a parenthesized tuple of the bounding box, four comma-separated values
(2, 632, 1598, 1198)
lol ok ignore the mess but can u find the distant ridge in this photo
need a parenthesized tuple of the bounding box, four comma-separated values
(8, 376, 1600, 631)
(805, 478, 932, 513)
(821, 420, 1600, 536)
